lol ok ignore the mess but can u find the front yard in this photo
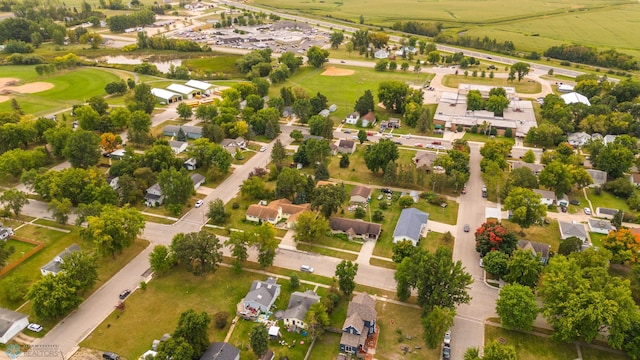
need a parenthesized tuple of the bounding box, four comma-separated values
(502, 220, 561, 252)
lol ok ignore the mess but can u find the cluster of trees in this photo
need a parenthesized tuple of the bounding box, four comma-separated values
(536, 143, 593, 197)
(544, 44, 638, 71)
(586, 135, 636, 179)
(107, 9, 155, 32)
(236, 47, 327, 83)
(434, 34, 516, 55)
(156, 309, 212, 360)
(431, 139, 471, 191)
(479, 140, 512, 200)
(466, 87, 510, 117)
(136, 31, 206, 52)
(391, 21, 443, 37)
(602, 228, 640, 264)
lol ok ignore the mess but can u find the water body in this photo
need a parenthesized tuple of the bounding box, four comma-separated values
(98, 56, 183, 73)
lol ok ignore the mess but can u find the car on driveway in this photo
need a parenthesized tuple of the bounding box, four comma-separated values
(119, 289, 131, 300)
(570, 199, 580, 206)
(584, 207, 591, 215)
(27, 323, 43, 332)
(444, 329, 451, 345)
(560, 206, 567, 213)
(381, 188, 393, 194)
(464, 224, 470, 232)
(442, 345, 451, 360)
(195, 200, 204, 208)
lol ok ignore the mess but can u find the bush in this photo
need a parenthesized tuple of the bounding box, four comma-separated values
(214, 311, 230, 329)
(354, 206, 366, 219)
(603, 178, 635, 198)
(139, 281, 147, 290)
(232, 202, 240, 209)
(372, 209, 384, 222)
(379, 202, 388, 210)
(289, 273, 299, 290)
(504, 128, 513, 138)
(489, 128, 497, 136)
(471, 125, 478, 133)
(456, 125, 463, 132)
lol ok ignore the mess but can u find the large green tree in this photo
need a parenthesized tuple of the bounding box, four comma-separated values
(503, 187, 547, 233)
(64, 129, 100, 168)
(158, 167, 194, 210)
(307, 46, 329, 68)
(377, 80, 409, 113)
(250, 324, 269, 357)
(294, 212, 330, 243)
(474, 222, 518, 256)
(496, 283, 539, 330)
(311, 184, 347, 218)
(171, 231, 223, 276)
(594, 142, 634, 179)
(305, 301, 330, 339)
(504, 249, 544, 288)
(26, 273, 82, 320)
(510, 62, 531, 81)
(0, 189, 29, 217)
(156, 338, 193, 360)
(364, 139, 399, 174)
(173, 309, 211, 359)
(335, 260, 358, 296)
(81, 205, 145, 258)
(59, 250, 98, 294)
(422, 306, 455, 349)
(149, 245, 174, 276)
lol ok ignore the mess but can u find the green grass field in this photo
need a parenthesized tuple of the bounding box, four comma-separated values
(182, 55, 244, 78)
(0, 66, 120, 116)
(442, 75, 542, 94)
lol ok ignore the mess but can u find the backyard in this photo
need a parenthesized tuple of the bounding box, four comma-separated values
(502, 220, 561, 252)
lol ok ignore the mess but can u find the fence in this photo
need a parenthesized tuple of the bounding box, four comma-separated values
(0, 236, 45, 277)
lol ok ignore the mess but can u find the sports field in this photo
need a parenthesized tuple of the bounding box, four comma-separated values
(0, 66, 120, 116)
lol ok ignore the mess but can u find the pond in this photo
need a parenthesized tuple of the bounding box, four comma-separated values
(96, 56, 183, 73)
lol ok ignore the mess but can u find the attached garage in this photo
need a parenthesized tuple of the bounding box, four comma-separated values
(0, 308, 29, 344)
(151, 88, 182, 104)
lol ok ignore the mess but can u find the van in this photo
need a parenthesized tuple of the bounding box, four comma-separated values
(103, 352, 119, 360)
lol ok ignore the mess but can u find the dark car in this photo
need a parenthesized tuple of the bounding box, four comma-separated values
(442, 346, 451, 360)
(570, 199, 580, 206)
(103, 353, 120, 360)
(381, 188, 393, 194)
(560, 206, 567, 213)
(119, 289, 131, 300)
(394, 141, 402, 145)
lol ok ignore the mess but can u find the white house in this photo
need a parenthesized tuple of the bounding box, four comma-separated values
(166, 84, 201, 99)
(191, 173, 205, 190)
(184, 158, 197, 171)
(588, 218, 616, 235)
(393, 208, 429, 246)
(145, 183, 164, 207)
(374, 49, 389, 59)
(559, 221, 588, 242)
(0, 308, 29, 344)
(169, 140, 188, 155)
(561, 92, 591, 106)
(283, 290, 320, 331)
(345, 112, 360, 125)
(151, 88, 182, 104)
(238, 277, 281, 318)
(350, 185, 371, 204)
(40, 244, 80, 276)
(533, 189, 556, 206)
(567, 132, 591, 147)
(184, 80, 217, 95)
(557, 84, 574, 92)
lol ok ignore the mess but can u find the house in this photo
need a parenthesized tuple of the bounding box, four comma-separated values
(533, 189, 556, 206)
(387, 118, 401, 128)
(379, 121, 388, 130)
(511, 161, 544, 176)
(319, 109, 330, 118)
(0, 226, 13, 240)
(561, 92, 591, 106)
(340, 293, 377, 356)
(587, 218, 616, 235)
(40, 244, 80, 276)
(234, 137, 246, 148)
(345, 112, 360, 125)
(559, 221, 588, 241)
(106, 176, 120, 190)
(283, 290, 320, 331)
(151, 88, 182, 103)
(517, 240, 551, 264)
(0, 308, 29, 344)
(557, 84, 574, 93)
(373, 49, 389, 59)
(329, 217, 382, 240)
(191, 173, 205, 190)
(587, 169, 607, 187)
(220, 139, 239, 155)
(413, 151, 440, 172)
(200, 342, 240, 360)
(185, 80, 217, 95)
(603, 134, 617, 145)
(166, 84, 201, 99)
(350, 185, 371, 204)
(259, 350, 275, 360)
(237, 277, 281, 319)
(109, 149, 126, 160)
(245, 199, 310, 226)
(184, 158, 197, 171)
(596, 207, 618, 219)
(330, 143, 339, 156)
(631, 173, 640, 187)
(169, 140, 188, 155)
(145, 183, 165, 207)
(567, 132, 591, 147)
(392, 208, 429, 246)
(361, 112, 376, 127)
(337, 139, 356, 154)
(163, 125, 203, 139)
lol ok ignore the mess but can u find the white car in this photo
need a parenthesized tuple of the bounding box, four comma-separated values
(259, 146, 267, 152)
(27, 323, 43, 332)
(444, 330, 451, 345)
(300, 265, 314, 273)
(584, 207, 591, 215)
(195, 200, 204, 208)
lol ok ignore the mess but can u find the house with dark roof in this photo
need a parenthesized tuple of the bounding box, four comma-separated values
(587, 169, 606, 187)
(337, 139, 356, 154)
(237, 277, 281, 319)
(413, 151, 441, 173)
(393, 208, 429, 246)
(329, 217, 382, 240)
(283, 290, 320, 331)
(588, 218, 616, 235)
(345, 112, 360, 125)
(200, 342, 240, 360)
(191, 173, 205, 190)
(596, 207, 618, 219)
(145, 183, 164, 207)
(518, 240, 551, 264)
(163, 125, 203, 139)
(350, 185, 371, 204)
(533, 189, 556, 206)
(510, 161, 544, 176)
(0, 307, 29, 344)
(40, 244, 81, 276)
(559, 221, 588, 242)
(245, 199, 310, 227)
(259, 350, 275, 360)
(631, 173, 640, 187)
(340, 293, 377, 356)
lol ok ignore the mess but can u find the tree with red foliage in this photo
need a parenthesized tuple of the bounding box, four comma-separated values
(475, 221, 518, 256)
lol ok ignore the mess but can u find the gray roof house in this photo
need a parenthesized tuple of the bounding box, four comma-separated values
(337, 139, 356, 154)
(518, 240, 551, 264)
(145, 183, 165, 207)
(200, 342, 240, 360)
(163, 125, 203, 139)
(511, 161, 544, 176)
(596, 207, 618, 219)
(587, 169, 607, 187)
(588, 218, 616, 235)
(559, 221, 588, 241)
(283, 290, 320, 331)
(0, 308, 29, 344)
(40, 244, 81, 276)
(191, 173, 205, 190)
(238, 277, 281, 319)
(329, 217, 382, 240)
(340, 293, 377, 355)
(533, 189, 556, 206)
(393, 208, 429, 246)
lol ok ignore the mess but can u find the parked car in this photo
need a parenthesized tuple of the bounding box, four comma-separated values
(343, 129, 351, 134)
(570, 199, 580, 206)
(381, 188, 393, 194)
(479, 258, 484, 268)
(195, 200, 204, 208)
(300, 265, 314, 273)
(444, 330, 452, 345)
(259, 146, 267, 152)
(119, 289, 131, 300)
(431, 141, 442, 145)
(103, 353, 120, 360)
(461, 187, 467, 195)
(464, 224, 470, 232)
(560, 206, 567, 213)
(414, 143, 423, 148)
(442, 345, 451, 360)
(584, 207, 591, 215)
(27, 323, 43, 332)
(394, 141, 402, 145)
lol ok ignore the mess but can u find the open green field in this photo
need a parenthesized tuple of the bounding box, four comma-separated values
(0, 66, 120, 116)
(586, 188, 634, 213)
(442, 75, 542, 94)
(182, 55, 244, 78)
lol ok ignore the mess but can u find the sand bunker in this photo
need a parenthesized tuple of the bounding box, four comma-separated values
(0, 77, 54, 103)
(321, 67, 355, 76)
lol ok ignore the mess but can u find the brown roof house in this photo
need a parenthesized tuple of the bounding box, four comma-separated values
(337, 139, 356, 154)
(631, 173, 640, 187)
(413, 151, 442, 173)
(518, 240, 551, 264)
(339, 293, 377, 356)
(360, 112, 376, 127)
(350, 185, 371, 204)
(510, 161, 544, 176)
(330, 217, 382, 240)
(245, 199, 310, 227)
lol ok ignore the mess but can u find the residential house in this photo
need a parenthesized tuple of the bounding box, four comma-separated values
(109, 149, 126, 160)
(316, 180, 336, 188)
(237, 277, 281, 319)
(559, 221, 588, 242)
(350, 185, 371, 204)
(106, 176, 120, 190)
(387, 118, 401, 128)
(379, 121, 388, 131)
(413, 151, 440, 173)
(518, 240, 551, 264)
(330, 143, 339, 156)
(166, 83, 201, 99)
(220, 138, 239, 155)
(259, 350, 275, 360)
(557, 84, 574, 93)
(0, 308, 29, 344)
(561, 92, 591, 106)
(151, 88, 182, 103)
(163, 125, 203, 139)
(603, 134, 617, 145)
(169, 140, 188, 155)
(283, 290, 320, 331)
(235, 137, 246, 148)
(245, 199, 310, 227)
(319, 109, 330, 118)
(587, 218, 616, 235)
(373, 49, 389, 59)
(40, 244, 81, 276)
(0, 225, 13, 240)
(345, 112, 360, 125)
(337, 139, 356, 154)
(631, 173, 640, 188)
(185, 79, 217, 95)
(533, 189, 556, 206)
(184, 158, 197, 171)
(567, 132, 591, 147)
(596, 207, 618, 219)
(329, 217, 382, 240)
(587, 169, 607, 187)
(361, 112, 376, 127)
(145, 183, 165, 207)
(200, 342, 240, 360)
(392, 208, 429, 246)
(191, 173, 205, 190)
(340, 293, 377, 356)
(511, 161, 544, 176)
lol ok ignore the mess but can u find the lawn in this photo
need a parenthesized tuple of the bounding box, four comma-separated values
(4, 238, 38, 263)
(502, 220, 561, 252)
(182, 55, 244, 78)
(462, 132, 516, 145)
(419, 231, 454, 254)
(308, 332, 342, 359)
(0, 66, 121, 116)
(296, 243, 358, 261)
(441, 75, 542, 94)
(586, 188, 632, 213)
(589, 232, 605, 248)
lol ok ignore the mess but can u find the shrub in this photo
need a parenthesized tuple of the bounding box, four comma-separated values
(214, 311, 230, 329)
(289, 273, 299, 290)
(232, 202, 240, 209)
(504, 128, 513, 138)
(471, 125, 478, 133)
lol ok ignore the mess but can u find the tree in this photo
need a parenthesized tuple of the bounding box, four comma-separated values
(486, 95, 510, 117)
(510, 62, 531, 82)
(64, 129, 100, 168)
(330, 31, 344, 48)
(156, 337, 194, 360)
(271, 139, 287, 166)
(422, 306, 455, 349)
(208, 198, 229, 224)
(539, 161, 574, 197)
(225, 231, 252, 273)
(26, 273, 82, 320)
(311, 184, 347, 218)
(176, 102, 193, 121)
(173, 309, 211, 358)
(466, 90, 484, 111)
(309, 115, 333, 139)
(252, 223, 278, 268)
(171, 231, 223, 276)
(294, 212, 329, 243)
(558, 236, 583, 256)
(594, 143, 634, 179)
(364, 139, 399, 174)
(0, 189, 29, 217)
(81, 205, 145, 258)
(128, 110, 152, 145)
(290, 129, 303, 142)
(75, 105, 100, 130)
(392, 240, 415, 263)
(129, 83, 156, 114)
(99, 132, 122, 154)
(339, 154, 350, 168)
(522, 149, 536, 163)
(314, 162, 330, 181)
(241, 176, 270, 200)
(307, 46, 329, 68)
(305, 301, 330, 338)
(378, 80, 409, 113)
(482, 250, 509, 278)
(474, 222, 518, 256)
(158, 167, 194, 211)
(503, 187, 547, 233)
(335, 260, 358, 296)
(276, 167, 308, 201)
(496, 283, 539, 330)
(0, 240, 15, 270)
(250, 324, 269, 357)
(504, 249, 544, 288)
(603, 228, 640, 264)
(59, 250, 98, 294)
(149, 245, 173, 275)
(483, 341, 517, 360)
(507, 167, 538, 190)
(354, 90, 375, 116)
(357, 129, 367, 144)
